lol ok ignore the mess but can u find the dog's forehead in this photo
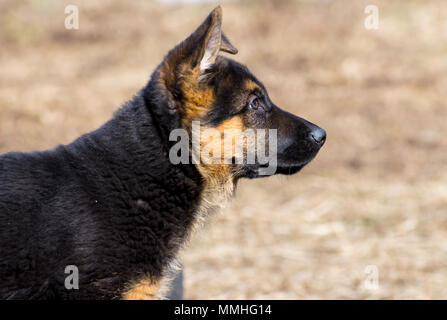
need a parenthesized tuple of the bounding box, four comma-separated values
(216, 57, 264, 93)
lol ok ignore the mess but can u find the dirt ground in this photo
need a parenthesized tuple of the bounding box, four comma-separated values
(1, 0, 447, 299)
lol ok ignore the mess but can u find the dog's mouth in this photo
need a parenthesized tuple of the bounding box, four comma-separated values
(241, 161, 309, 179)
(234, 145, 322, 179)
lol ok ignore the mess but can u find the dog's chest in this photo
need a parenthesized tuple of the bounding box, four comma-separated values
(193, 178, 235, 226)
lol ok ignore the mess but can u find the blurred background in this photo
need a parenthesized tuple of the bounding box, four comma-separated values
(1, 0, 447, 299)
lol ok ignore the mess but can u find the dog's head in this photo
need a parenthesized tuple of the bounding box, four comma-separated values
(147, 7, 325, 181)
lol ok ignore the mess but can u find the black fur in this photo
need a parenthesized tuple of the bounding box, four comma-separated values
(0, 93, 203, 299)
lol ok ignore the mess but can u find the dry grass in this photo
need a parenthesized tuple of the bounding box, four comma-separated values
(1, 0, 446, 299)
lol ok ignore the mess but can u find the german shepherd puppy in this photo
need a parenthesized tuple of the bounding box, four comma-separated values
(0, 7, 326, 299)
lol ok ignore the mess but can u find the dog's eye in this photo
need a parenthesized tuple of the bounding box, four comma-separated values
(248, 97, 260, 111)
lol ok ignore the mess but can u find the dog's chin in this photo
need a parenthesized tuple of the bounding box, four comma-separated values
(240, 160, 310, 179)
(275, 164, 305, 175)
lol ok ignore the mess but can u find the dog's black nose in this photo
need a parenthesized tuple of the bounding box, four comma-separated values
(310, 128, 326, 146)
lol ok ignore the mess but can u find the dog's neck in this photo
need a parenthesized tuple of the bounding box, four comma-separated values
(142, 81, 237, 228)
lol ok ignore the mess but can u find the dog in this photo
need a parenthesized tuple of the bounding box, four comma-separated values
(0, 6, 326, 299)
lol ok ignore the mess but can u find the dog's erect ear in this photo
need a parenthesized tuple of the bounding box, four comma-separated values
(147, 7, 238, 137)
(199, 7, 223, 71)
(161, 7, 237, 76)
(195, 6, 238, 71)
(182, 6, 238, 72)
(220, 32, 238, 55)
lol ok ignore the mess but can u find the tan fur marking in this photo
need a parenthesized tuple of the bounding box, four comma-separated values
(189, 119, 240, 228)
(194, 117, 245, 181)
(216, 116, 245, 134)
(179, 66, 216, 128)
(121, 277, 161, 300)
(192, 165, 235, 230)
(245, 79, 261, 92)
